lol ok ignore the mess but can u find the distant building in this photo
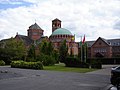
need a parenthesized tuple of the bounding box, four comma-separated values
(85, 37, 120, 58)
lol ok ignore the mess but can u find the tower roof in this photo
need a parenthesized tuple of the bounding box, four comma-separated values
(51, 28, 72, 36)
(52, 18, 61, 22)
(29, 23, 42, 30)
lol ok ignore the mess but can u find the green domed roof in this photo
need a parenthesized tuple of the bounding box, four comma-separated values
(51, 28, 72, 36)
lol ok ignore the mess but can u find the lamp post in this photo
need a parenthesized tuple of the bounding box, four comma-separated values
(80, 36, 82, 62)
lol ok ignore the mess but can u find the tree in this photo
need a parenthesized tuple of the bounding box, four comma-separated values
(52, 50, 59, 63)
(38, 40, 56, 65)
(0, 38, 26, 64)
(40, 40, 47, 55)
(47, 41, 54, 55)
(27, 44, 36, 60)
(59, 40, 68, 62)
(39, 40, 53, 56)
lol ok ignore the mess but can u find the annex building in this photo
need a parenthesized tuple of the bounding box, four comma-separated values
(86, 37, 120, 58)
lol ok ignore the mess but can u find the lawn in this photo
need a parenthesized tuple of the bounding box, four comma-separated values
(44, 63, 97, 73)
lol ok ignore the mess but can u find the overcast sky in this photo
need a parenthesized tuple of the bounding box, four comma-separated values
(0, 0, 120, 42)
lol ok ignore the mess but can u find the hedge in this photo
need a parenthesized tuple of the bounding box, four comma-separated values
(0, 60, 5, 66)
(64, 57, 102, 69)
(87, 58, 120, 65)
(11, 61, 43, 70)
(90, 59, 102, 69)
(64, 57, 89, 68)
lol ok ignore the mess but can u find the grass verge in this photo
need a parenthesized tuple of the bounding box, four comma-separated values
(44, 63, 97, 73)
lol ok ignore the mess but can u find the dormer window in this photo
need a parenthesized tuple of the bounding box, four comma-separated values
(108, 42, 111, 45)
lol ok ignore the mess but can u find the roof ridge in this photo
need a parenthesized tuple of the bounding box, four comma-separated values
(29, 23, 42, 30)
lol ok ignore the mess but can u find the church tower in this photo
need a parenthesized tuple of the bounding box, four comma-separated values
(27, 23, 44, 40)
(52, 18, 61, 32)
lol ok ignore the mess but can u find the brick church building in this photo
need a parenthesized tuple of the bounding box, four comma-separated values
(15, 18, 79, 55)
(0, 18, 120, 58)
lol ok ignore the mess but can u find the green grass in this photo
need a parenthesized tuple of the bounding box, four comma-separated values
(44, 63, 97, 73)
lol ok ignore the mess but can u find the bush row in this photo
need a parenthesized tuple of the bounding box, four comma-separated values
(90, 59, 102, 69)
(11, 61, 43, 70)
(64, 57, 89, 68)
(101, 58, 120, 64)
(87, 58, 120, 65)
(64, 57, 102, 69)
(0, 60, 5, 66)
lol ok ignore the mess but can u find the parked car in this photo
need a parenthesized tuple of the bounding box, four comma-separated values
(110, 66, 120, 88)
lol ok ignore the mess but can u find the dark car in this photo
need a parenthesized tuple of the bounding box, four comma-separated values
(111, 66, 120, 88)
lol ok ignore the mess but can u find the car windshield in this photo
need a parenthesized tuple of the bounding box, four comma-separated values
(116, 66, 120, 70)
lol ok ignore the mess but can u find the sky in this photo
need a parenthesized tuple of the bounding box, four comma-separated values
(0, 0, 120, 42)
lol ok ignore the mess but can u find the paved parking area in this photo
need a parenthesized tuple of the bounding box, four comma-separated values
(0, 65, 117, 90)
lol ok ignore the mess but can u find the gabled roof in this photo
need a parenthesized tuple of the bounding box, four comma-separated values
(15, 34, 49, 46)
(91, 37, 112, 47)
(99, 37, 110, 45)
(16, 35, 33, 46)
(0, 38, 11, 42)
(85, 37, 120, 47)
(107, 39, 120, 46)
(86, 41, 95, 47)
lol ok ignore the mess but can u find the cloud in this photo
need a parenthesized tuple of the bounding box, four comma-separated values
(0, 0, 33, 9)
(0, 0, 120, 41)
(113, 20, 120, 30)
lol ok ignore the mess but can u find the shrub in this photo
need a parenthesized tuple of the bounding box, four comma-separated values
(0, 60, 5, 66)
(36, 54, 56, 66)
(90, 59, 102, 69)
(26, 58, 36, 62)
(3, 59, 11, 65)
(64, 57, 89, 68)
(11, 61, 43, 70)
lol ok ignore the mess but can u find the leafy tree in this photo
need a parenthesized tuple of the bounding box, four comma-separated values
(59, 40, 68, 62)
(39, 40, 53, 56)
(52, 50, 59, 63)
(27, 44, 36, 61)
(37, 40, 58, 65)
(0, 38, 26, 64)
(47, 41, 54, 55)
(40, 40, 48, 55)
